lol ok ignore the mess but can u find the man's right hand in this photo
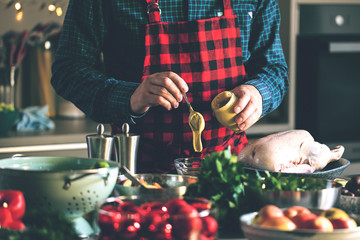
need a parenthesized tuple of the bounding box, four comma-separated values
(130, 71, 189, 114)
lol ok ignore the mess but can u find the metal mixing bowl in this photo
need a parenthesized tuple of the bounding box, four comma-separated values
(336, 175, 360, 214)
(339, 195, 360, 214)
(114, 173, 198, 198)
(174, 157, 203, 176)
(260, 179, 342, 210)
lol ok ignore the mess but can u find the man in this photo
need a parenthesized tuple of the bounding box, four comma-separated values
(51, 0, 288, 173)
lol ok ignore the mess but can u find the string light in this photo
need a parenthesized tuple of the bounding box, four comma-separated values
(48, 3, 56, 12)
(3, 0, 67, 20)
(55, 7, 62, 16)
(16, 10, 23, 21)
(13, 1, 23, 21)
(44, 41, 51, 50)
(14, 1, 21, 10)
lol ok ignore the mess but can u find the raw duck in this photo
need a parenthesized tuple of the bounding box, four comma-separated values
(237, 130, 345, 173)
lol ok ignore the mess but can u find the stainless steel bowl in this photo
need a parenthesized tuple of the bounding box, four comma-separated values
(339, 195, 360, 214)
(113, 173, 198, 198)
(336, 175, 360, 214)
(174, 157, 203, 176)
(260, 180, 342, 210)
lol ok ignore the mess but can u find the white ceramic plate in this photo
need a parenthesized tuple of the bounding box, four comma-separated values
(240, 211, 360, 240)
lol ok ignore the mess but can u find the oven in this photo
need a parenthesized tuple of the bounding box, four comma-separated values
(295, 4, 360, 176)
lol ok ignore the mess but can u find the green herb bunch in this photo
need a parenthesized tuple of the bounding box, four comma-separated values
(262, 171, 330, 191)
(185, 147, 264, 234)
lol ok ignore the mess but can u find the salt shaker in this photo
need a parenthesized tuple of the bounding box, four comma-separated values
(86, 124, 115, 160)
(114, 123, 140, 174)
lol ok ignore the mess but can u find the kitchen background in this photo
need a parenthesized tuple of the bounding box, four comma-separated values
(0, 0, 359, 176)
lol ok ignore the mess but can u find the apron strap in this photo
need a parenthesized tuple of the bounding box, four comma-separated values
(223, 0, 234, 17)
(146, 0, 161, 23)
(145, 0, 234, 23)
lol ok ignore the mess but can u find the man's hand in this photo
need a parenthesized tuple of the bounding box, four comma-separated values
(130, 72, 189, 114)
(231, 84, 263, 132)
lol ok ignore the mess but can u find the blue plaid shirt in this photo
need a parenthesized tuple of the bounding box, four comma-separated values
(51, 0, 288, 124)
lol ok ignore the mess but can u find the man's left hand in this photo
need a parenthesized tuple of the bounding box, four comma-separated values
(231, 84, 263, 132)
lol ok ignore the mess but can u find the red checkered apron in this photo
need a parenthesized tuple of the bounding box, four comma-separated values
(113, 0, 248, 173)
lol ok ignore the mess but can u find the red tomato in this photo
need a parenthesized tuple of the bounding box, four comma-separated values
(165, 198, 188, 215)
(116, 219, 141, 239)
(171, 214, 202, 239)
(98, 205, 122, 235)
(0, 190, 26, 220)
(191, 202, 211, 212)
(201, 216, 218, 237)
(0, 208, 13, 226)
(4, 220, 26, 231)
(149, 222, 172, 240)
(140, 201, 166, 215)
(169, 203, 202, 239)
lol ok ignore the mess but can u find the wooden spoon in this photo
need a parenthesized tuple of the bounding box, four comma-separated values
(183, 93, 205, 152)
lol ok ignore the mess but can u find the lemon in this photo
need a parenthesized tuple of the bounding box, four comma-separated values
(0, 102, 15, 112)
(230, 155, 237, 163)
(91, 160, 110, 169)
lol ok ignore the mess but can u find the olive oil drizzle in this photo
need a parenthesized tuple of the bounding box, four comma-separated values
(183, 93, 205, 152)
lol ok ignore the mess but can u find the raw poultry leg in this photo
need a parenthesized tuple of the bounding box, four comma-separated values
(237, 130, 345, 173)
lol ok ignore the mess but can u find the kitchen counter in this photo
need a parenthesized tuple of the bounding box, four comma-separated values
(1, 116, 358, 175)
(0, 117, 110, 159)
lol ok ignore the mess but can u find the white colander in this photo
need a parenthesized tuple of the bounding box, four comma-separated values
(0, 156, 119, 237)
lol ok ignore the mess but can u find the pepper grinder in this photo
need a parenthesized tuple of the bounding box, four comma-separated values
(114, 123, 140, 174)
(86, 124, 115, 160)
